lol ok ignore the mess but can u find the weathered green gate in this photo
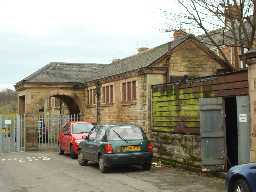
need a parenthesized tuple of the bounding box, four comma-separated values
(0, 114, 25, 153)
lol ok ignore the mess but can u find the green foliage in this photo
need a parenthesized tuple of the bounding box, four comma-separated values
(0, 89, 17, 113)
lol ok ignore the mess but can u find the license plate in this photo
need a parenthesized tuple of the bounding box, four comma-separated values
(122, 145, 141, 152)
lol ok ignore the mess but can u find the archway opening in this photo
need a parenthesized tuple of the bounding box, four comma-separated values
(45, 95, 80, 116)
(37, 95, 81, 150)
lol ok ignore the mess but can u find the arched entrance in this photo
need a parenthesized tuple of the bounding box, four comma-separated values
(37, 94, 82, 151)
(45, 95, 81, 116)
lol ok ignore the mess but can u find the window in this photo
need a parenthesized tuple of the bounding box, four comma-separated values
(88, 88, 96, 105)
(88, 128, 97, 141)
(102, 87, 106, 103)
(122, 80, 137, 103)
(132, 81, 136, 100)
(72, 123, 94, 134)
(48, 97, 53, 108)
(102, 84, 114, 104)
(96, 127, 106, 141)
(51, 97, 55, 108)
(108, 125, 143, 140)
(63, 123, 70, 135)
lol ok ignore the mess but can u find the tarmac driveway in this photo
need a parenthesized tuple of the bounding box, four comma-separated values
(0, 152, 225, 192)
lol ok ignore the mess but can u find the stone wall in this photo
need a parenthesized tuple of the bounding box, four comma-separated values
(152, 132, 201, 167)
(248, 58, 256, 161)
(168, 39, 223, 77)
(85, 75, 149, 131)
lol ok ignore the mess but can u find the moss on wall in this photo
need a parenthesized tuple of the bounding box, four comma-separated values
(152, 83, 213, 167)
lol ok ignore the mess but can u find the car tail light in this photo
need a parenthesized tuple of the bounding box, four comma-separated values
(104, 144, 113, 154)
(147, 143, 153, 153)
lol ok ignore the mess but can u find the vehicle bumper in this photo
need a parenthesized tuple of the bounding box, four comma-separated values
(72, 143, 79, 155)
(102, 152, 153, 167)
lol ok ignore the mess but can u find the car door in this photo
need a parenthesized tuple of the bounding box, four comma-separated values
(59, 123, 67, 150)
(84, 127, 97, 161)
(63, 122, 71, 152)
(91, 127, 106, 162)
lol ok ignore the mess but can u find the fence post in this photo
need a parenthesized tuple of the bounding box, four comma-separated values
(16, 114, 21, 152)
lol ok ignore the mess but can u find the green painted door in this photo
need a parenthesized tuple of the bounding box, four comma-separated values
(200, 97, 225, 171)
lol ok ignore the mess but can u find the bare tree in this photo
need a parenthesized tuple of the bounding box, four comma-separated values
(163, 0, 256, 69)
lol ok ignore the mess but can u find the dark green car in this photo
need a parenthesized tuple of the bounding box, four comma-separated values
(77, 124, 153, 173)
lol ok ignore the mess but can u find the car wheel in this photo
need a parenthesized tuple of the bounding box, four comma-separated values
(98, 155, 108, 173)
(58, 144, 64, 155)
(70, 145, 76, 159)
(78, 150, 88, 166)
(142, 161, 152, 171)
(232, 179, 250, 192)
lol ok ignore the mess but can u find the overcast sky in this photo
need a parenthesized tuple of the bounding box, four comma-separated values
(0, 0, 181, 90)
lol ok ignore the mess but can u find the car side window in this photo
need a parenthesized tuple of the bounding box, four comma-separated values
(88, 128, 97, 141)
(96, 128, 105, 142)
(63, 123, 69, 134)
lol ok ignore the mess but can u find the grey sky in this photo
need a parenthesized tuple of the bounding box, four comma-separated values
(0, 0, 180, 90)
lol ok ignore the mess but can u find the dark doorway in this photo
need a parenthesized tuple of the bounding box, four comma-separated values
(225, 97, 238, 169)
(18, 96, 25, 114)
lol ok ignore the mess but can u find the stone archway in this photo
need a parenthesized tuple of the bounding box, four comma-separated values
(16, 86, 85, 151)
(46, 89, 83, 116)
(46, 95, 81, 115)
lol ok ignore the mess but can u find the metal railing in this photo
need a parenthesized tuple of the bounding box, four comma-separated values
(0, 113, 81, 153)
(37, 113, 81, 151)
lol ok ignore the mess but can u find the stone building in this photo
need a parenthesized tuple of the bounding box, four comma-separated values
(16, 33, 232, 150)
(243, 49, 256, 162)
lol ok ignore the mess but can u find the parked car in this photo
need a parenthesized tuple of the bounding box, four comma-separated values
(226, 163, 256, 192)
(58, 121, 94, 159)
(77, 124, 153, 173)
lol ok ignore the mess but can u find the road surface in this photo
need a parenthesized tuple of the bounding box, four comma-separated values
(0, 152, 225, 192)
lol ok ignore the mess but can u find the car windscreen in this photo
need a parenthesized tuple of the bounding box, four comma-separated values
(108, 125, 144, 140)
(72, 123, 94, 134)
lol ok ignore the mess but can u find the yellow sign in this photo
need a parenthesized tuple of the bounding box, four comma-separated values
(0, 128, 10, 134)
(122, 145, 141, 152)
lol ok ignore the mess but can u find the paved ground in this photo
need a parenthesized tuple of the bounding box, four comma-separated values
(0, 152, 225, 192)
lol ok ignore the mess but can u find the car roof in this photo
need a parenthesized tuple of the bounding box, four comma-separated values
(69, 121, 93, 124)
(96, 124, 139, 128)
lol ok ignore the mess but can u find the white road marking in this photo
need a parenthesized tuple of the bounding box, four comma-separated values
(1, 155, 52, 163)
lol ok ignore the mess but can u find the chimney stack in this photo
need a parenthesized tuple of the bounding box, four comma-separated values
(112, 59, 120, 63)
(224, 4, 241, 25)
(173, 30, 187, 40)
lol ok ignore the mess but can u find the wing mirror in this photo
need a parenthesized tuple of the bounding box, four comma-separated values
(83, 135, 89, 140)
(64, 132, 71, 136)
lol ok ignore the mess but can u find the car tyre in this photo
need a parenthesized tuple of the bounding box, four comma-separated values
(142, 161, 152, 171)
(78, 150, 88, 166)
(99, 155, 108, 173)
(70, 145, 76, 159)
(58, 144, 64, 155)
(231, 178, 250, 192)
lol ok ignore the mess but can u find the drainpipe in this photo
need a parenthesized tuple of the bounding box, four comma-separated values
(96, 81, 101, 124)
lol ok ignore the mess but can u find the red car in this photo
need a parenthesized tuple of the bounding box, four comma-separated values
(58, 121, 94, 159)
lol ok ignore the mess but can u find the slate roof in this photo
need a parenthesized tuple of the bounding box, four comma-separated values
(198, 17, 254, 50)
(198, 28, 235, 50)
(17, 62, 106, 84)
